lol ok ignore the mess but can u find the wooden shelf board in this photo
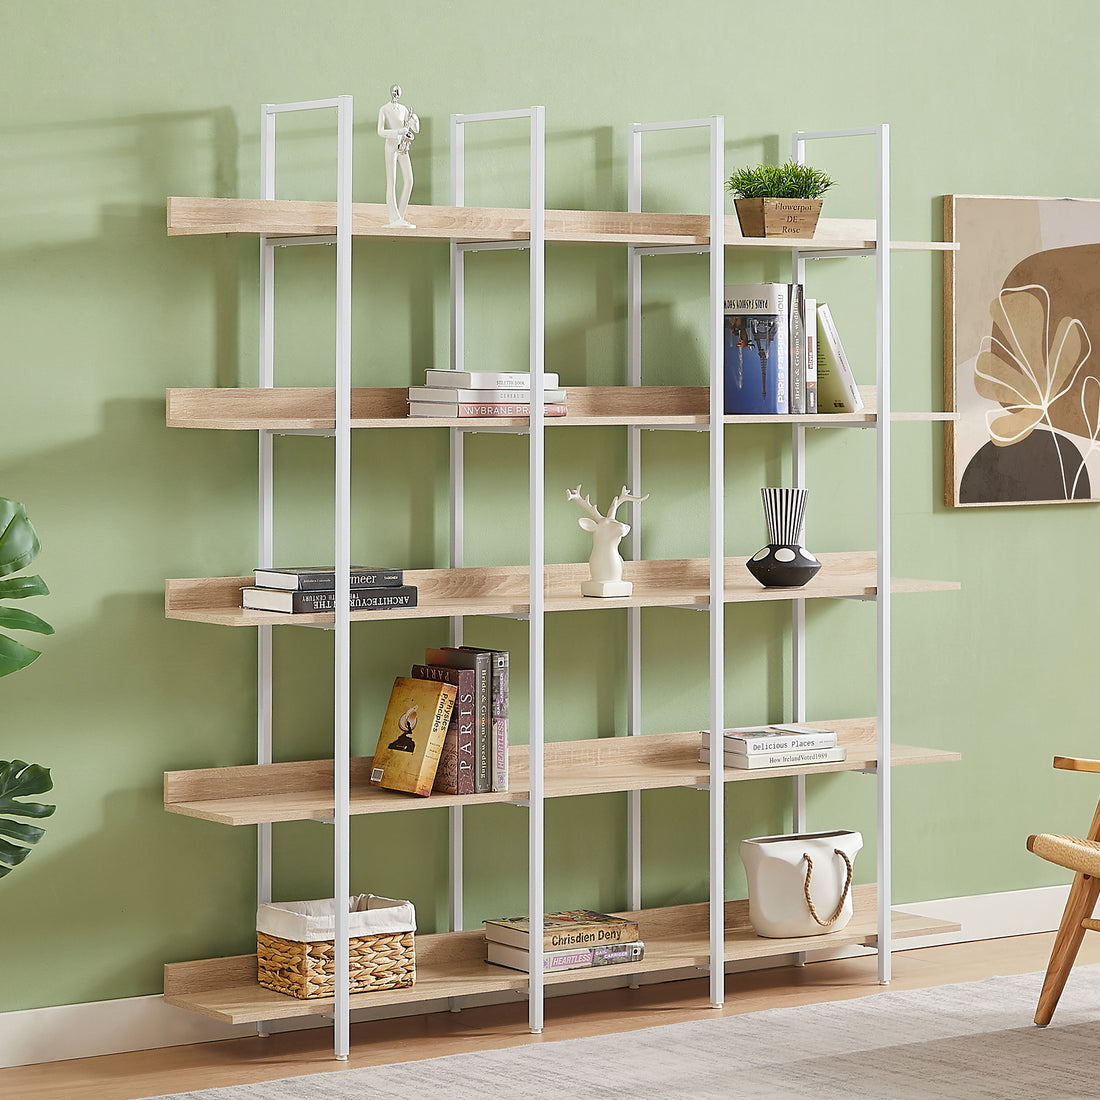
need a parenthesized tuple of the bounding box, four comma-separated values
(162, 887, 960, 1025)
(167, 197, 955, 252)
(164, 554, 959, 628)
(166, 386, 956, 431)
(163, 723, 961, 825)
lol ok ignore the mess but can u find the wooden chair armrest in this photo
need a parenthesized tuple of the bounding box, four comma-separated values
(1054, 756, 1100, 773)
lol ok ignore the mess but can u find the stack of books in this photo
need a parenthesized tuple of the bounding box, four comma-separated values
(423, 645, 508, 794)
(484, 909, 644, 973)
(723, 284, 862, 415)
(407, 369, 568, 419)
(699, 723, 845, 770)
(241, 567, 417, 613)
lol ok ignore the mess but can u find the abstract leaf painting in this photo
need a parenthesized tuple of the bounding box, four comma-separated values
(945, 195, 1100, 506)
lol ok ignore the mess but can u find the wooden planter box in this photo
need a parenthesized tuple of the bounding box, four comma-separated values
(734, 197, 823, 239)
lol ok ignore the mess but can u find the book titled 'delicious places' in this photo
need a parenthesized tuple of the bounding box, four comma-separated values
(484, 909, 640, 951)
(370, 677, 457, 796)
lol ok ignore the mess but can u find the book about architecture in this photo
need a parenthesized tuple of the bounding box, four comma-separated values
(484, 909, 640, 951)
(408, 385, 567, 404)
(723, 283, 790, 414)
(487, 939, 646, 973)
(423, 368, 560, 390)
(460, 645, 508, 792)
(815, 302, 864, 413)
(425, 647, 492, 793)
(410, 663, 476, 795)
(242, 585, 418, 613)
(370, 676, 457, 796)
(408, 402, 568, 418)
(252, 566, 404, 591)
(699, 744, 847, 770)
(701, 724, 838, 754)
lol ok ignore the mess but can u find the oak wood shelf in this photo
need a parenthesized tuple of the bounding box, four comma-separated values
(161, 886, 961, 1025)
(166, 385, 956, 431)
(164, 554, 959, 628)
(167, 196, 957, 254)
(163, 721, 960, 826)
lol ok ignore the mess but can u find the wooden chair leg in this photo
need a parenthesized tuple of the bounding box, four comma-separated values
(1035, 870, 1100, 1026)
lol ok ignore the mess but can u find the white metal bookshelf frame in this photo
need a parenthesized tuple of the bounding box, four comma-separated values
(626, 116, 726, 1008)
(790, 123, 893, 983)
(256, 94, 354, 1058)
(448, 105, 548, 1032)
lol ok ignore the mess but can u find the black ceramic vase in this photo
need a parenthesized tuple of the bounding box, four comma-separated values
(746, 487, 821, 588)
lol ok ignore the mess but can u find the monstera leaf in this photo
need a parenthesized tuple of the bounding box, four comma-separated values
(0, 497, 53, 677)
(0, 760, 55, 877)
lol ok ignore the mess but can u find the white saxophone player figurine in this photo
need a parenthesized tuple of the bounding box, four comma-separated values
(378, 84, 419, 228)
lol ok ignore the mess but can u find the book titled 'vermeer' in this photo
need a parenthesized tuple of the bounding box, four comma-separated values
(370, 677, 457, 796)
(723, 283, 790, 415)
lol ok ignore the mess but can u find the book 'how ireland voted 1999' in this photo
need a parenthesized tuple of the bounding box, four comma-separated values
(723, 283, 790, 415)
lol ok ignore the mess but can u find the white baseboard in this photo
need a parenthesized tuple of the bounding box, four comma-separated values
(0, 884, 1071, 1070)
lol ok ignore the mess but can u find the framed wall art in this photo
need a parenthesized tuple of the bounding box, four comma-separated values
(944, 194, 1100, 507)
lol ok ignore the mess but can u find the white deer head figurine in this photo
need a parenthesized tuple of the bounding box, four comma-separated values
(566, 484, 650, 597)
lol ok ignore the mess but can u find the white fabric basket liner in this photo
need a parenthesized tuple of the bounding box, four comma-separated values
(257, 894, 415, 942)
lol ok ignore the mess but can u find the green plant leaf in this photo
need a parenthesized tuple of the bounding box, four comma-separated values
(0, 499, 41, 577)
(0, 575, 49, 599)
(0, 760, 55, 878)
(0, 607, 54, 635)
(0, 634, 42, 676)
(726, 160, 835, 200)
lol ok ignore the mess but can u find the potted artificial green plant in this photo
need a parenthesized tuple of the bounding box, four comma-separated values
(726, 160, 835, 239)
(0, 496, 55, 879)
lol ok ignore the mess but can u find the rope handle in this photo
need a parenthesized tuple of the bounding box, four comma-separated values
(802, 847, 854, 927)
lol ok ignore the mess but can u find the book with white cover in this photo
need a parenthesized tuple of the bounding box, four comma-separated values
(701, 724, 837, 754)
(409, 401, 567, 418)
(815, 302, 864, 413)
(700, 744, 847, 770)
(408, 386, 567, 403)
(423, 369, 560, 390)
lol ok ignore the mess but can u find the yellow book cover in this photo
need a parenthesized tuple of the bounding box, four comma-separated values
(370, 676, 457, 796)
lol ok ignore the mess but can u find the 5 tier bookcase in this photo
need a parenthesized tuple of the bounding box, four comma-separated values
(161, 96, 961, 1060)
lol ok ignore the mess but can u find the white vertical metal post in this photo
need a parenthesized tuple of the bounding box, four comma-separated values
(625, 123, 644, 913)
(875, 122, 892, 984)
(706, 115, 725, 1010)
(331, 93, 354, 1060)
(527, 104, 547, 1035)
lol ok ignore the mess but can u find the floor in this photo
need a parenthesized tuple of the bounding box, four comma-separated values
(6, 931, 1100, 1100)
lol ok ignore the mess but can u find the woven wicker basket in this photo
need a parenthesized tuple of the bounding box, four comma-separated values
(256, 894, 415, 999)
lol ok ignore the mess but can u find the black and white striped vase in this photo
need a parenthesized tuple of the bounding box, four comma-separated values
(746, 487, 821, 588)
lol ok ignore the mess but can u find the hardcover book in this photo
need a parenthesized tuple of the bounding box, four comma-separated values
(408, 402, 568, 418)
(460, 645, 508, 792)
(701, 724, 838, 754)
(816, 302, 864, 413)
(423, 369, 560, 390)
(425, 647, 492, 793)
(484, 909, 640, 951)
(242, 585, 418, 613)
(411, 663, 476, 795)
(700, 744, 847, 770)
(370, 676, 457, 796)
(723, 283, 790, 414)
(788, 282, 807, 415)
(487, 939, 646, 973)
(805, 297, 819, 414)
(408, 386, 567, 404)
(252, 566, 404, 590)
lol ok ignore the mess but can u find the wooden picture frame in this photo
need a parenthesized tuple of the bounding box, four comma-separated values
(944, 194, 1100, 507)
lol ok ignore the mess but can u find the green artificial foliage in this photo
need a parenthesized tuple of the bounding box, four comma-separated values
(0, 760, 55, 877)
(0, 497, 53, 677)
(726, 160, 835, 200)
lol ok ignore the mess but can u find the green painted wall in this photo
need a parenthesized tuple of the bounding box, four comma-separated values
(1, 0, 1097, 1014)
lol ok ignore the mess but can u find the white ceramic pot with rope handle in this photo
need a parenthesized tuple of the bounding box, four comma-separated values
(739, 830, 863, 938)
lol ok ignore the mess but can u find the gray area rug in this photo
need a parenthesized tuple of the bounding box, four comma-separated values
(151, 966, 1100, 1099)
